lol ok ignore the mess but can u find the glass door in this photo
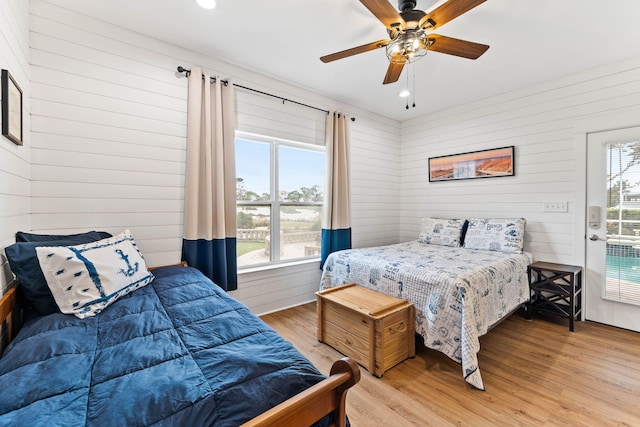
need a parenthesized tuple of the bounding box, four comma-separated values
(586, 127, 640, 332)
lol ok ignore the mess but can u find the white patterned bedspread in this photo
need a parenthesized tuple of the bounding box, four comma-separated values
(320, 241, 532, 390)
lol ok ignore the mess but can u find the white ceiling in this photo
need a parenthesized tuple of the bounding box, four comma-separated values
(43, 0, 640, 121)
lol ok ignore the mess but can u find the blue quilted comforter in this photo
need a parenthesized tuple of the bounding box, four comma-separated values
(0, 266, 328, 426)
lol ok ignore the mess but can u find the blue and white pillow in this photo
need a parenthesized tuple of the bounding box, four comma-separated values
(36, 230, 154, 319)
(418, 217, 467, 247)
(463, 218, 526, 253)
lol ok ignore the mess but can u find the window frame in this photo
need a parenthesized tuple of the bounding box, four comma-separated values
(236, 131, 325, 269)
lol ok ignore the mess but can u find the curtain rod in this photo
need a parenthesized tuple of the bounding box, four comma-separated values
(177, 66, 331, 115)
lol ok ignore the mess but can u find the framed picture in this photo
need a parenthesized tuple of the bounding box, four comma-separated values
(429, 146, 514, 182)
(1, 69, 23, 146)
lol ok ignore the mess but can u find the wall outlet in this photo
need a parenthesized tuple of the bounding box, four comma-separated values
(543, 202, 568, 212)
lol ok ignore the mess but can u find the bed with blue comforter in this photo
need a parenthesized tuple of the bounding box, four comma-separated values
(0, 266, 333, 426)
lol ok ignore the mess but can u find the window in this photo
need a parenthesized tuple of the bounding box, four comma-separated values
(236, 132, 324, 268)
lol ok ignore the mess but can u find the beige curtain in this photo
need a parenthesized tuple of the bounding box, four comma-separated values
(182, 66, 237, 290)
(321, 111, 352, 267)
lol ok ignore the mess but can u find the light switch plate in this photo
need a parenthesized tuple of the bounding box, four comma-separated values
(543, 202, 568, 212)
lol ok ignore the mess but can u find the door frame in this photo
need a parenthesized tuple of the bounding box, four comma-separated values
(572, 105, 640, 320)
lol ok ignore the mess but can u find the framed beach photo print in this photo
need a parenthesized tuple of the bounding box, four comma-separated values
(428, 146, 514, 182)
(1, 69, 23, 146)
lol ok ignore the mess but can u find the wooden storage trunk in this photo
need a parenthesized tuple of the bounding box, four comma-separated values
(316, 283, 415, 377)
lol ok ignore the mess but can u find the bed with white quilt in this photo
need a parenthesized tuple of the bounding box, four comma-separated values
(320, 217, 532, 390)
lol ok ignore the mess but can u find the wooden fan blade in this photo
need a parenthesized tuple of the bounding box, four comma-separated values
(320, 39, 389, 63)
(383, 61, 405, 84)
(427, 34, 489, 59)
(360, 0, 406, 30)
(419, 0, 486, 31)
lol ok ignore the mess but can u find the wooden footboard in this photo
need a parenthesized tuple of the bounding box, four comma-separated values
(242, 357, 360, 427)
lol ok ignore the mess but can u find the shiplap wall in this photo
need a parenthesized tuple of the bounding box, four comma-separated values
(28, 0, 401, 314)
(0, 0, 30, 295)
(400, 56, 640, 266)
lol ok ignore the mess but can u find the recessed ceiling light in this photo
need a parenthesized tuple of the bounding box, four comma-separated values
(196, 0, 216, 9)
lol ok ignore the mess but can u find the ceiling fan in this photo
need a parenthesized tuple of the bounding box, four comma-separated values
(320, 0, 489, 84)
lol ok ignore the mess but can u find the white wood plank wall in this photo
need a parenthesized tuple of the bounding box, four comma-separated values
(26, 1, 401, 314)
(399, 56, 640, 266)
(0, 0, 30, 295)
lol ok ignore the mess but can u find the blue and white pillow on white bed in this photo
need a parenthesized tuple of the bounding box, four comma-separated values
(36, 229, 154, 319)
(418, 217, 467, 247)
(463, 218, 526, 253)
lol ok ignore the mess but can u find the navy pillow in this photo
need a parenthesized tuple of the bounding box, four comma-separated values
(15, 230, 112, 243)
(4, 232, 106, 315)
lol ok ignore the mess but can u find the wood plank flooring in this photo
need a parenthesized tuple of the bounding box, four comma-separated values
(261, 303, 640, 427)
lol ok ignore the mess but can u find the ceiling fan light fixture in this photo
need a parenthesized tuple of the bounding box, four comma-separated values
(196, 0, 216, 9)
(385, 28, 429, 64)
(399, 89, 411, 98)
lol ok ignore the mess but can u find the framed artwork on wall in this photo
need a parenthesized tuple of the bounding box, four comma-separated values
(428, 146, 515, 182)
(1, 69, 23, 146)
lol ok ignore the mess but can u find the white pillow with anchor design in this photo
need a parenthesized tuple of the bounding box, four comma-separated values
(36, 229, 154, 319)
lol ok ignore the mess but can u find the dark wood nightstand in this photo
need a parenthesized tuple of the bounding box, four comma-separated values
(527, 261, 582, 331)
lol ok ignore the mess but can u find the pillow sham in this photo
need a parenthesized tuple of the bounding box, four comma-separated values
(463, 218, 526, 253)
(417, 217, 467, 247)
(36, 230, 154, 319)
(4, 231, 106, 315)
(16, 230, 112, 243)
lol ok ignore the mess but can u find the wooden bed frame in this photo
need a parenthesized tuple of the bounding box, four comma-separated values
(0, 285, 360, 427)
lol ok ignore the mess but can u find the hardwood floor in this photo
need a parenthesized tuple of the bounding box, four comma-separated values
(261, 303, 640, 427)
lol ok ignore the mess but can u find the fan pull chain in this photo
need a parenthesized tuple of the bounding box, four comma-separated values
(405, 64, 410, 110)
(402, 63, 417, 110)
(412, 63, 416, 108)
